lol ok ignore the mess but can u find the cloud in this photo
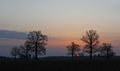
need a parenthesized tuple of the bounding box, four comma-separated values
(0, 30, 27, 40)
(0, 30, 27, 56)
(0, 30, 60, 40)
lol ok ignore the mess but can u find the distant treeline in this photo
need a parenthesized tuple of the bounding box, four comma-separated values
(10, 30, 115, 60)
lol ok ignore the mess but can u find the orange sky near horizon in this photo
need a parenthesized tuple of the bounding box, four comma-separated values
(0, 0, 120, 56)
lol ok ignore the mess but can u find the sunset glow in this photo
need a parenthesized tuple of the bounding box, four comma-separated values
(0, 0, 120, 56)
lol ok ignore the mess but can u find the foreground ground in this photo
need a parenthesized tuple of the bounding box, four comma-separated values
(0, 59, 120, 71)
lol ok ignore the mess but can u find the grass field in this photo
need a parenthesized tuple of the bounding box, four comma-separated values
(0, 59, 120, 71)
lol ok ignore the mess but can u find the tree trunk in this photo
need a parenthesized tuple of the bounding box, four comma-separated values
(72, 51, 74, 60)
(90, 46, 92, 60)
(107, 49, 109, 60)
(35, 42, 38, 60)
(90, 39, 93, 60)
(26, 50, 28, 60)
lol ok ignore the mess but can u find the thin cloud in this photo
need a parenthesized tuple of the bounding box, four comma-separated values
(0, 30, 27, 40)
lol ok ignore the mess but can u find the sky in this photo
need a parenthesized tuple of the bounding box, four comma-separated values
(0, 0, 120, 56)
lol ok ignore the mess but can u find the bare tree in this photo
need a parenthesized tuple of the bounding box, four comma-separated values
(66, 42, 80, 59)
(27, 31, 48, 60)
(19, 42, 32, 59)
(81, 30, 99, 60)
(99, 43, 115, 60)
(10, 47, 20, 59)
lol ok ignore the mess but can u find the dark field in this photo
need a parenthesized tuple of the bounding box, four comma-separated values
(0, 59, 120, 71)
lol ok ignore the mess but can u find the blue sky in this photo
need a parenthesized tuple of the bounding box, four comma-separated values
(0, 0, 120, 56)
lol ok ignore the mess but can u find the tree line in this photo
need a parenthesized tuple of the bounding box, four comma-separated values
(67, 30, 115, 60)
(10, 30, 115, 60)
(11, 31, 47, 60)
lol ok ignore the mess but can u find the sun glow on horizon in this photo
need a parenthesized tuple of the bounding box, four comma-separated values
(0, 0, 120, 56)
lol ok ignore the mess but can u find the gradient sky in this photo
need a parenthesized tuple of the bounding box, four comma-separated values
(0, 0, 120, 56)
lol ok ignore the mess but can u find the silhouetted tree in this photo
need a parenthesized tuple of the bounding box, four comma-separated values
(27, 31, 48, 60)
(10, 47, 20, 59)
(81, 30, 99, 60)
(99, 43, 115, 60)
(19, 42, 32, 59)
(66, 42, 80, 59)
